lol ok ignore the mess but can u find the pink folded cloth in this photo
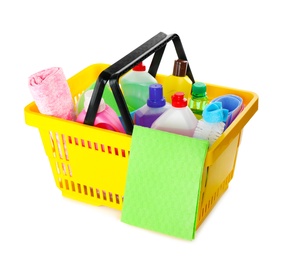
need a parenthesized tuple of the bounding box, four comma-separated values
(28, 67, 76, 120)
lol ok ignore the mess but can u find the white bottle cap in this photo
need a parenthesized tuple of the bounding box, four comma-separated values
(84, 89, 106, 113)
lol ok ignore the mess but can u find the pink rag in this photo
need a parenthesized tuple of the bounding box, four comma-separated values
(28, 67, 76, 120)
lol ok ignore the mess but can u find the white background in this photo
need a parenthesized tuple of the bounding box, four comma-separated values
(1, 0, 289, 259)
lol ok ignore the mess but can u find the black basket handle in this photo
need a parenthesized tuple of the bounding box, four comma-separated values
(84, 32, 195, 135)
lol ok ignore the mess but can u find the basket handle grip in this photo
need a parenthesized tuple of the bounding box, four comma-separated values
(84, 32, 194, 135)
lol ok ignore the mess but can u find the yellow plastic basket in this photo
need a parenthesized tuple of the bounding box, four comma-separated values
(24, 32, 258, 230)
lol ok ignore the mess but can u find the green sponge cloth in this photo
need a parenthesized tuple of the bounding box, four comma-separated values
(121, 126, 209, 240)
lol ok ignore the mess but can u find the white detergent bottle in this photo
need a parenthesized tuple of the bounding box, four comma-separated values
(151, 92, 198, 137)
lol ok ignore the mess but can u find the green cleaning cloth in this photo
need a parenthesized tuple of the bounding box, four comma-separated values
(121, 126, 209, 240)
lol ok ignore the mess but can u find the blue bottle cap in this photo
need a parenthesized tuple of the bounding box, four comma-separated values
(147, 84, 166, 108)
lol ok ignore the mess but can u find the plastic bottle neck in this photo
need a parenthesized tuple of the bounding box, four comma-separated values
(192, 92, 206, 98)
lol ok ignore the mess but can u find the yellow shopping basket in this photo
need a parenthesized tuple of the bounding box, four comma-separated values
(24, 32, 258, 235)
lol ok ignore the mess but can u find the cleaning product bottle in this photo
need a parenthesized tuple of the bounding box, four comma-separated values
(119, 62, 158, 111)
(151, 92, 198, 137)
(76, 89, 125, 133)
(188, 82, 209, 119)
(76, 82, 120, 116)
(162, 59, 192, 103)
(134, 84, 171, 128)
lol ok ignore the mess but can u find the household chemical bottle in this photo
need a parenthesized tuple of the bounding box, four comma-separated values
(151, 92, 198, 137)
(188, 82, 209, 119)
(134, 84, 171, 128)
(119, 62, 158, 111)
(76, 82, 120, 116)
(76, 89, 125, 133)
(162, 59, 192, 103)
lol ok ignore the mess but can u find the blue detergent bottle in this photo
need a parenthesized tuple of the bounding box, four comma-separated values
(134, 84, 171, 128)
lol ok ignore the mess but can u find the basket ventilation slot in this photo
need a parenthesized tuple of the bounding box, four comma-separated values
(49, 131, 69, 160)
(68, 136, 128, 157)
(198, 171, 234, 222)
(58, 178, 122, 205)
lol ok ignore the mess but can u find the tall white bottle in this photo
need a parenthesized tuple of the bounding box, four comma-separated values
(151, 92, 198, 137)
